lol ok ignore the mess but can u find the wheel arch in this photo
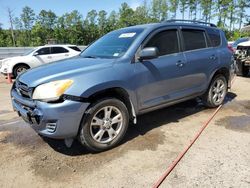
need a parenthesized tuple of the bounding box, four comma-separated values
(12, 63, 30, 74)
(86, 87, 137, 124)
(210, 67, 230, 88)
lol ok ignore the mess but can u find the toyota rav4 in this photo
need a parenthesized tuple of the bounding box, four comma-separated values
(11, 20, 234, 151)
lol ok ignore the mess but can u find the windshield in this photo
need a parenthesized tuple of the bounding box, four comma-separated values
(80, 28, 144, 59)
(22, 48, 37, 56)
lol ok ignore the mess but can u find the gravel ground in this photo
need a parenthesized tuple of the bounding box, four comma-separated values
(0, 75, 249, 188)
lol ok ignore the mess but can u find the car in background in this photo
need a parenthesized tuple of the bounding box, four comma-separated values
(230, 37, 250, 51)
(0, 44, 81, 77)
(235, 40, 250, 77)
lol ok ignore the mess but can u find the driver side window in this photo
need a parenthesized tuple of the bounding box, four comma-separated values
(36, 47, 50, 55)
(144, 29, 179, 56)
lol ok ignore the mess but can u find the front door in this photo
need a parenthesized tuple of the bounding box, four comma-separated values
(135, 28, 188, 110)
(33, 47, 54, 65)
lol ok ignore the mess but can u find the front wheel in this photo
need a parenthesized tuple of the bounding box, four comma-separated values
(78, 98, 129, 152)
(13, 64, 29, 78)
(203, 75, 228, 108)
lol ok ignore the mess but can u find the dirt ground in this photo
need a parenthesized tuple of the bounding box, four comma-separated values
(0, 75, 249, 188)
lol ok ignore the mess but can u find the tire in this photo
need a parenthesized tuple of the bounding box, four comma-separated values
(78, 98, 129, 152)
(236, 61, 249, 77)
(203, 75, 228, 108)
(13, 64, 29, 78)
(242, 65, 249, 77)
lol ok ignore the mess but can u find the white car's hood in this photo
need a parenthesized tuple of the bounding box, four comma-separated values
(2, 55, 30, 64)
(238, 40, 250, 47)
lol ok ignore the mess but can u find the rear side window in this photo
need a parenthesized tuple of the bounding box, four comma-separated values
(36, 47, 50, 55)
(182, 29, 207, 51)
(51, 47, 69, 54)
(144, 29, 179, 56)
(207, 28, 221, 47)
(69, 46, 81, 52)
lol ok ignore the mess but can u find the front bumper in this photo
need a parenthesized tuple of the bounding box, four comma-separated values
(11, 88, 90, 139)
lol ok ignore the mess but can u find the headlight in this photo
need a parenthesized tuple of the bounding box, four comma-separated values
(1, 59, 11, 67)
(32, 79, 74, 101)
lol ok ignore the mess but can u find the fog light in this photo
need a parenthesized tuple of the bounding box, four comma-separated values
(46, 122, 57, 133)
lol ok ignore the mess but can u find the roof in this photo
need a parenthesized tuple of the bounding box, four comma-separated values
(44, 44, 77, 47)
(117, 20, 219, 32)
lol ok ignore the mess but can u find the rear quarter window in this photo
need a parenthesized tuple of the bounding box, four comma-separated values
(207, 28, 221, 47)
(51, 47, 69, 54)
(69, 46, 81, 52)
(182, 29, 207, 51)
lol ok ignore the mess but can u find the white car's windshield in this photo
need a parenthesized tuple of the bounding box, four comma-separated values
(80, 28, 144, 59)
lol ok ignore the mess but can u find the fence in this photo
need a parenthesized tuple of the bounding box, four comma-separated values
(0, 46, 87, 59)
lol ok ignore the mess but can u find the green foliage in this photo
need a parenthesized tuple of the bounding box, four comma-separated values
(0, 0, 249, 47)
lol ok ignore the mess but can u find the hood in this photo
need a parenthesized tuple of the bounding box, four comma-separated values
(18, 56, 115, 87)
(238, 40, 250, 47)
(2, 56, 25, 62)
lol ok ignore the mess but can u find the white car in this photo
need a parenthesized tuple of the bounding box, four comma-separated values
(0, 44, 81, 77)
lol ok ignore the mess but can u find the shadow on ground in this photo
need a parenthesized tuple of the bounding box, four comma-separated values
(42, 92, 237, 156)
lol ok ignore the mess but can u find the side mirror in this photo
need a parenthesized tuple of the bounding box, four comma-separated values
(33, 52, 39, 56)
(138, 47, 159, 61)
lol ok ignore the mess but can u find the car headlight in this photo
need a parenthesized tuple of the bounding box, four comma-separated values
(32, 79, 74, 101)
(1, 59, 11, 66)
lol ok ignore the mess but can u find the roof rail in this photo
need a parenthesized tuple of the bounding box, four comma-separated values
(164, 19, 217, 28)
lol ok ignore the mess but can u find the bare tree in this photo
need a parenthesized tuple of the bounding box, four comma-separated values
(7, 7, 16, 46)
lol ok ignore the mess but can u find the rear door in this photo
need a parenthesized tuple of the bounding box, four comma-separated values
(180, 27, 219, 93)
(51, 47, 70, 62)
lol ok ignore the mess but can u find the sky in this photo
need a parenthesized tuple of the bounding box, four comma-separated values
(0, 0, 143, 28)
(0, 0, 249, 29)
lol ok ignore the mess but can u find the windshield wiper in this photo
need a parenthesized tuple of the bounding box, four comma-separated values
(82, 55, 98, 59)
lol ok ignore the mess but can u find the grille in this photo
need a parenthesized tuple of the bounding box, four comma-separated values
(15, 80, 33, 98)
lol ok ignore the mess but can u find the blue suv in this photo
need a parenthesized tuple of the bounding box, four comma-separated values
(11, 20, 234, 151)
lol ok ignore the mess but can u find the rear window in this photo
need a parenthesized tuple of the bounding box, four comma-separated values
(207, 28, 221, 47)
(51, 47, 69, 54)
(69, 46, 81, 52)
(182, 29, 207, 51)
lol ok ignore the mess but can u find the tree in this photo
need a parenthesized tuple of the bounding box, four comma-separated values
(98, 10, 108, 36)
(169, 0, 179, 19)
(200, 0, 213, 22)
(151, 0, 168, 21)
(7, 8, 16, 46)
(32, 10, 57, 45)
(237, 0, 250, 29)
(228, 0, 237, 31)
(20, 6, 35, 45)
(188, 0, 199, 20)
(179, 0, 187, 19)
(133, 1, 152, 24)
(118, 3, 135, 27)
(84, 10, 98, 44)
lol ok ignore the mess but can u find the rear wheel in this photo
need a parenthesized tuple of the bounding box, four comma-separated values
(203, 75, 228, 108)
(13, 64, 29, 78)
(78, 98, 129, 152)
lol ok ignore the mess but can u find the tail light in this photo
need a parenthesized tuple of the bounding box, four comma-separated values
(228, 44, 235, 53)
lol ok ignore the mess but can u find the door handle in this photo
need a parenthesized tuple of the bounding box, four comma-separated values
(176, 60, 184, 67)
(47, 56, 52, 59)
(209, 55, 217, 60)
(65, 54, 69, 56)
